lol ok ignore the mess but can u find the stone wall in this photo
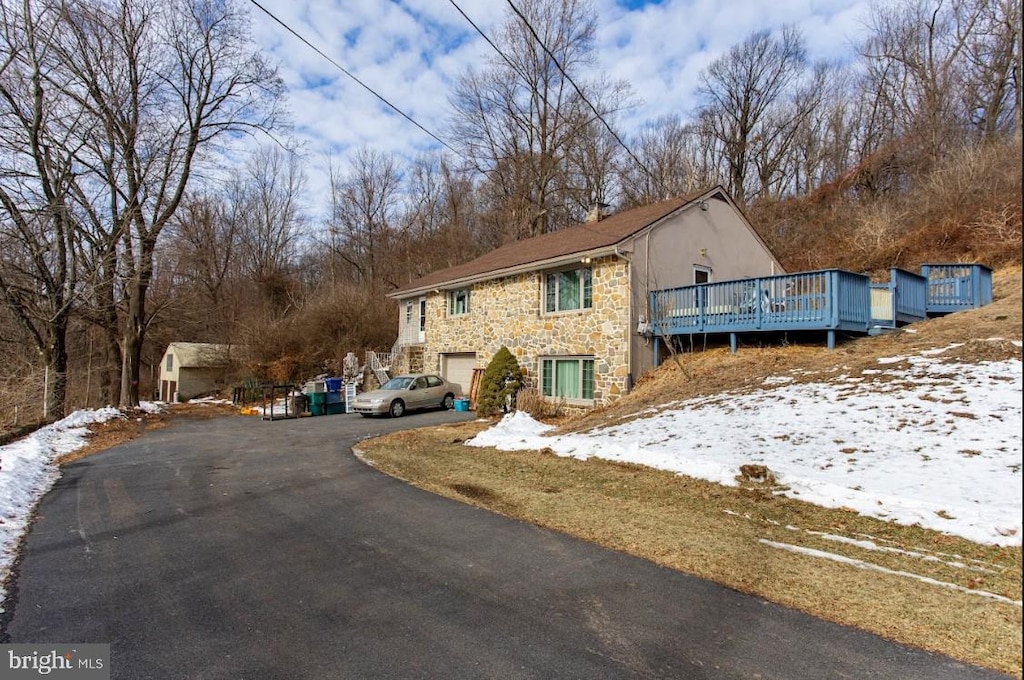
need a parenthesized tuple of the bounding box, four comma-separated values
(412, 256, 631, 407)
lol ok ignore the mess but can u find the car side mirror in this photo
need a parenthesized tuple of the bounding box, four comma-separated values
(408, 384, 417, 391)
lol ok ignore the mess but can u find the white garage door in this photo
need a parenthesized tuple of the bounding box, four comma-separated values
(441, 353, 477, 396)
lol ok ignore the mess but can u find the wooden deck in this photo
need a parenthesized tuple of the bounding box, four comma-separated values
(646, 264, 992, 355)
(922, 264, 993, 314)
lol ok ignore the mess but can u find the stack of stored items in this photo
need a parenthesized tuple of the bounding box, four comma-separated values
(304, 378, 346, 416)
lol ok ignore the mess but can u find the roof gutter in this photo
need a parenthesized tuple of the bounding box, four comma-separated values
(388, 245, 621, 299)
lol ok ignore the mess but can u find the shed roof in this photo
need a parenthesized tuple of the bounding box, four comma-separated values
(389, 188, 722, 298)
(165, 342, 242, 368)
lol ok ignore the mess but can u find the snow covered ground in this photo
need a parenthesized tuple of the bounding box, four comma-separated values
(469, 344, 1023, 547)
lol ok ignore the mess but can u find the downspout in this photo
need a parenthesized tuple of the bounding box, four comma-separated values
(613, 246, 635, 393)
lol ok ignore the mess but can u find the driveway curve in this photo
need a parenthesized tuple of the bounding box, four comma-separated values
(2, 411, 1009, 679)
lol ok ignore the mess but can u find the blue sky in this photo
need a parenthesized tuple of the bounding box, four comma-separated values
(246, 0, 871, 216)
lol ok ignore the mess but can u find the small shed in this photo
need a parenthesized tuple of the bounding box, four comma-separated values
(159, 342, 244, 402)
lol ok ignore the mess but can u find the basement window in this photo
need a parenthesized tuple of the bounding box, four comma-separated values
(541, 356, 595, 402)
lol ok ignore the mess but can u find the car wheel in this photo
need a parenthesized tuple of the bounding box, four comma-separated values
(389, 400, 405, 418)
(442, 393, 455, 410)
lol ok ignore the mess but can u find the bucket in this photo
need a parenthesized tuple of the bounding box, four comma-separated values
(453, 398, 470, 412)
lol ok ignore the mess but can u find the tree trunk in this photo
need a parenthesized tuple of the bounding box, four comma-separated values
(119, 236, 155, 409)
(119, 326, 141, 409)
(46, 316, 69, 419)
(99, 328, 121, 407)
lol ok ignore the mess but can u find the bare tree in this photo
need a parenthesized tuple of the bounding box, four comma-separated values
(696, 26, 807, 205)
(169, 193, 241, 309)
(959, 0, 1021, 140)
(785, 62, 860, 195)
(41, 0, 285, 408)
(617, 115, 703, 207)
(565, 113, 622, 213)
(0, 0, 82, 417)
(449, 0, 631, 239)
(856, 0, 1022, 163)
(401, 153, 484, 274)
(233, 144, 306, 310)
(327, 148, 404, 290)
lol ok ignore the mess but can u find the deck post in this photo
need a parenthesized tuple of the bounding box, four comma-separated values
(827, 329, 835, 350)
(730, 333, 737, 353)
(654, 337, 660, 367)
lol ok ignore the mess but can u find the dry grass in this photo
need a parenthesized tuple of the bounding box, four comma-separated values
(749, 139, 1022, 275)
(358, 268, 1023, 677)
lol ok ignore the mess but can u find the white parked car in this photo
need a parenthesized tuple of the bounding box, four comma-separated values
(351, 374, 458, 417)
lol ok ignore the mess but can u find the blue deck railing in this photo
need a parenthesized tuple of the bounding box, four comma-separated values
(648, 270, 871, 350)
(869, 268, 928, 326)
(921, 264, 993, 314)
(647, 264, 992, 353)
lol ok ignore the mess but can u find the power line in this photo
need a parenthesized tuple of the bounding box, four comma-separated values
(503, 0, 662, 193)
(247, 0, 458, 155)
(447, 0, 531, 85)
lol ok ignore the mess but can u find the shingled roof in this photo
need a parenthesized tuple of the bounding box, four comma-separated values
(391, 189, 714, 298)
(165, 342, 242, 367)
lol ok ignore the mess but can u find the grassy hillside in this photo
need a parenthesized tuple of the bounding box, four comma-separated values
(748, 141, 1022, 277)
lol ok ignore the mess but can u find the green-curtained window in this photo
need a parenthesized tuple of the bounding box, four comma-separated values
(540, 357, 595, 401)
(544, 268, 592, 313)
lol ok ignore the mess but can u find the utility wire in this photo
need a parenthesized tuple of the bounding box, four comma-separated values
(247, 0, 458, 155)
(447, 0, 532, 85)
(503, 0, 662, 192)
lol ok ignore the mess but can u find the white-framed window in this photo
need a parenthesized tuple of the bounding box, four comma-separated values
(694, 265, 711, 284)
(165, 353, 173, 372)
(448, 288, 471, 316)
(544, 267, 592, 313)
(405, 301, 414, 325)
(540, 356, 595, 402)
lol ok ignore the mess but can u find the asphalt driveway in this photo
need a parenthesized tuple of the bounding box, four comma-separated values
(2, 411, 1010, 679)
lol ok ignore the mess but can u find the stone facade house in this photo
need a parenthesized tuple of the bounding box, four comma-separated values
(386, 186, 783, 408)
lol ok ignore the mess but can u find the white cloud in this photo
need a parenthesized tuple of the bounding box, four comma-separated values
(246, 0, 873, 219)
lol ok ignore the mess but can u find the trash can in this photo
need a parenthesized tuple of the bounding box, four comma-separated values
(325, 377, 342, 392)
(308, 391, 326, 416)
(454, 398, 470, 412)
(325, 391, 345, 415)
(291, 393, 308, 415)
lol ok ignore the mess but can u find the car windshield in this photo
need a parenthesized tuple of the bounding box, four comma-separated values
(381, 377, 414, 390)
